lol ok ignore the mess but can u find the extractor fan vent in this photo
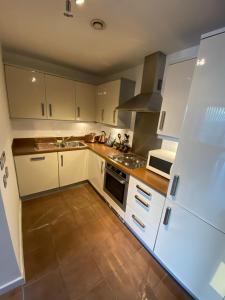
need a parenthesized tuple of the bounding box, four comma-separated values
(90, 19, 106, 30)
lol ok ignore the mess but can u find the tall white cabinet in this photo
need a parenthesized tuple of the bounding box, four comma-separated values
(157, 58, 196, 139)
(5, 65, 46, 119)
(154, 29, 225, 300)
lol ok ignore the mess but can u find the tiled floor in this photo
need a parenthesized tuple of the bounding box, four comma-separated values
(0, 183, 193, 300)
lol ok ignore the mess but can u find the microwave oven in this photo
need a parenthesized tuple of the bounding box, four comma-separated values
(146, 149, 176, 179)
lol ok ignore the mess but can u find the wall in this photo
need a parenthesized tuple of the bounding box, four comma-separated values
(3, 49, 102, 85)
(0, 45, 23, 293)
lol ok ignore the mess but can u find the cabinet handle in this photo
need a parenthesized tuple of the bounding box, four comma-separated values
(136, 185, 151, 197)
(170, 175, 179, 196)
(77, 106, 80, 118)
(163, 207, 172, 225)
(101, 109, 104, 122)
(113, 110, 116, 124)
(101, 161, 104, 174)
(135, 195, 150, 208)
(49, 104, 52, 117)
(132, 214, 146, 229)
(41, 103, 45, 116)
(30, 156, 45, 161)
(159, 111, 166, 130)
(61, 155, 63, 167)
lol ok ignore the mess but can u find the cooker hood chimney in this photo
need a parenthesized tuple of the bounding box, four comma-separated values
(116, 51, 166, 112)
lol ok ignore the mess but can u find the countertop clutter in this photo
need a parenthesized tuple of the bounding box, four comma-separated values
(12, 137, 169, 196)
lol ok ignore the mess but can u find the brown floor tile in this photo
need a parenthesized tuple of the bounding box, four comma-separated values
(24, 269, 69, 300)
(0, 288, 22, 300)
(24, 243, 58, 282)
(60, 256, 103, 300)
(54, 228, 90, 266)
(153, 275, 193, 300)
(23, 224, 53, 254)
(77, 280, 116, 300)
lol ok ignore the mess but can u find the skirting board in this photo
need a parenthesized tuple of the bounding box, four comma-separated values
(0, 276, 25, 295)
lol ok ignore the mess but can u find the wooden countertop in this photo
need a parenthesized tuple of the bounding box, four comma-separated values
(12, 138, 169, 196)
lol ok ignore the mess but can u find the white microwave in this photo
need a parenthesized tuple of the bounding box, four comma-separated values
(146, 149, 176, 179)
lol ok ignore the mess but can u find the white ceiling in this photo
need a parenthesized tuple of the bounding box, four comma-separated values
(0, 0, 225, 75)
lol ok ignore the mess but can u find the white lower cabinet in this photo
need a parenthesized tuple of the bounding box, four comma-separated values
(14, 153, 59, 196)
(87, 150, 105, 195)
(125, 176, 165, 251)
(154, 200, 225, 300)
(58, 150, 88, 187)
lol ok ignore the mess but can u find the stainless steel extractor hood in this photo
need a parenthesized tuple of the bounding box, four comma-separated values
(116, 51, 166, 112)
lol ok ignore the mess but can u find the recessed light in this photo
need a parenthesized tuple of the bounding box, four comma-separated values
(90, 19, 106, 30)
(75, 0, 85, 5)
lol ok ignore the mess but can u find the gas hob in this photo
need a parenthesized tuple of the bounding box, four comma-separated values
(109, 153, 146, 169)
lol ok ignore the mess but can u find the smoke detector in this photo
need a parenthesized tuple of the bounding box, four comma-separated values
(90, 19, 106, 30)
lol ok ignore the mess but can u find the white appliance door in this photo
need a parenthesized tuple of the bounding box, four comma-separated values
(167, 31, 225, 233)
(154, 199, 225, 300)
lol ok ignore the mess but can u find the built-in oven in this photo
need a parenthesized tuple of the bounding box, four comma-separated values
(104, 163, 129, 212)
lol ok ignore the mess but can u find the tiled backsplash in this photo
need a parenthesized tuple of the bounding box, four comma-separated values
(11, 119, 133, 146)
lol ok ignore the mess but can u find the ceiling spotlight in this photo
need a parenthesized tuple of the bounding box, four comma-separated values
(64, 0, 73, 17)
(75, 0, 85, 5)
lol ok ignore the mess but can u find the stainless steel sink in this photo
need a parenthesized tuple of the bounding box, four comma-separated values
(35, 141, 87, 150)
(63, 141, 87, 148)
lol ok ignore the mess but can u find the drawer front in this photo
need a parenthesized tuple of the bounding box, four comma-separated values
(127, 176, 165, 228)
(125, 206, 157, 251)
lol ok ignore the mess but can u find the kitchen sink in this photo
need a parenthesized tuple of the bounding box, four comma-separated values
(63, 141, 87, 148)
(35, 141, 87, 150)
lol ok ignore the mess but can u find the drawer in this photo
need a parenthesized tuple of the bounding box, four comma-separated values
(127, 176, 165, 228)
(125, 206, 157, 251)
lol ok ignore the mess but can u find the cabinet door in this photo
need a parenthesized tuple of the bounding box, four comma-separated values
(103, 80, 120, 126)
(5, 65, 46, 119)
(14, 153, 59, 196)
(96, 84, 105, 123)
(157, 59, 196, 138)
(58, 150, 88, 187)
(45, 75, 75, 120)
(155, 200, 225, 300)
(75, 82, 96, 122)
(87, 150, 105, 194)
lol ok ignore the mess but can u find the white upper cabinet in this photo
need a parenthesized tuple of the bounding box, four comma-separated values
(45, 75, 75, 120)
(157, 58, 196, 139)
(103, 80, 121, 126)
(96, 79, 135, 128)
(5, 65, 46, 119)
(75, 81, 96, 122)
(96, 84, 106, 123)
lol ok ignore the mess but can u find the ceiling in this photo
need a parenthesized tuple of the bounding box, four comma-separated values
(0, 0, 225, 75)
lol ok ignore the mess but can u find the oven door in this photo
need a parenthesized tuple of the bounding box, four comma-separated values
(104, 168, 128, 212)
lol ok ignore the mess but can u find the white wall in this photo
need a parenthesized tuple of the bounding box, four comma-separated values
(0, 45, 23, 292)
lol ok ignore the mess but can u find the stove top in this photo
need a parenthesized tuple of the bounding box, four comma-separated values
(109, 153, 146, 169)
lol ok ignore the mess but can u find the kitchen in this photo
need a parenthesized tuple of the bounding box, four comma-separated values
(0, 1, 225, 300)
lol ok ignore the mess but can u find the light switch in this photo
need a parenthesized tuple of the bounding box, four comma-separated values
(0, 151, 6, 171)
